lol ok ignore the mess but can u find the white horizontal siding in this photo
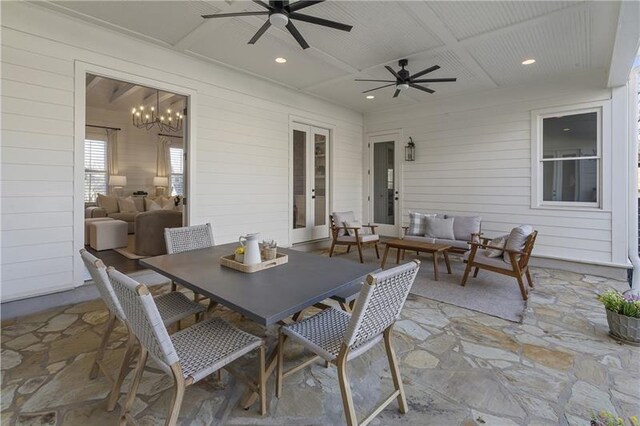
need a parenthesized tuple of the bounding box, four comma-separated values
(365, 73, 621, 266)
(0, 2, 363, 301)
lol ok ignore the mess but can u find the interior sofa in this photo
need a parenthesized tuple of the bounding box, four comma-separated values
(85, 194, 182, 234)
(402, 212, 481, 254)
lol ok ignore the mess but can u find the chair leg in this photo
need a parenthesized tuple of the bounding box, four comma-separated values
(461, 262, 474, 286)
(356, 242, 364, 263)
(384, 327, 408, 413)
(120, 347, 148, 425)
(516, 274, 528, 300)
(374, 243, 380, 259)
(107, 330, 137, 411)
(525, 268, 535, 288)
(276, 331, 285, 398)
(346, 245, 351, 253)
(90, 311, 116, 380)
(259, 344, 266, 416)
(329, 240, 336, 257)
(473, 267, 479, 278)
(170, 282, 177, 292)
(337, 353, 358, 426)
(165, 364, 186, 426)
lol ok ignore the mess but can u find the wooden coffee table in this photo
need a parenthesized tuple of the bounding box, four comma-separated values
(381, 239, 452, 281)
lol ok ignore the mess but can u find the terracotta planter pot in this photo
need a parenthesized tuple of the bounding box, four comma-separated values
(606, 309, 640, 345)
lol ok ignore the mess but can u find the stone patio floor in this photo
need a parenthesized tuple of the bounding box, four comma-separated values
(1, 263, 639, 425)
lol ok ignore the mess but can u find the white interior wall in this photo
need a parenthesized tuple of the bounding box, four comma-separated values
(1, 2, 364, 302)
(364, 71, 630, 269)
(86, 106, 183, 196)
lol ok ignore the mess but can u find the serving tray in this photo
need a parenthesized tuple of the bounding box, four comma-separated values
(220, 253, 288, 273)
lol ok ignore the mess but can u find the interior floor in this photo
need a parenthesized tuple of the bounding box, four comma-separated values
(84, 246, 147, 275)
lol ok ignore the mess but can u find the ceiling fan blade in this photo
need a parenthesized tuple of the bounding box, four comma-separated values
(384, 65, 401, 80)
(362, 83, 395, 94)
(248, 20, 271, 44)
(202, 11, 268, 18)
(409, 83, 435, 94)
(286, 21, 310, 49)
(393, 89, 400, 98)
(412, 78, 457, 83)
(252, 0, 274, 9)
(289, 12, 353, 31)
(354, 79, 396, 82)
(410, 65, 440, 80)
(288, 0, 324, 12)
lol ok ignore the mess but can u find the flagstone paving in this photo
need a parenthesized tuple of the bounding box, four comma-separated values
(1, 266, 638, 425)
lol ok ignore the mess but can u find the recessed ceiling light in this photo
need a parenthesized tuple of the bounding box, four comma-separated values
(522, 59, 536, 65)
(563, 128, 570, 132)
(366, 95, 375, 99)
(275, 57, 287, 64)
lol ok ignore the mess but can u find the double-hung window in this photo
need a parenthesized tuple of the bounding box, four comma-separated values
(84, 139, 108, 203)
(169, 147, 184, 196)
(532, 104, 605, 208)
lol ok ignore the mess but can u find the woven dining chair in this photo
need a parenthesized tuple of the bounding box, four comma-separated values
(107, 267, 266, 425)
(276, 260, 420, 426)
(165, 223, 214, 299)
(80, 249, 206, 412)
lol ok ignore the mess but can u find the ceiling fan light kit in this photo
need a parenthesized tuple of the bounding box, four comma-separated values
(355, 59, 457, 98)
(202, 0, 353, 50)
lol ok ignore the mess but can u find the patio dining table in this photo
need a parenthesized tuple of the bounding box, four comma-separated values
(140, 242, 378, 409)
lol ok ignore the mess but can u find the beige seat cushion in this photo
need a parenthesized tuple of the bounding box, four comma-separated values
(90, 220, 128, 251)
(332, 211, 356, 236)
(464, 249, 512, 270)
(97, 194, 119, 214)
(403, 235, 436, 244)
(337, 234, 379, 243)
(503, 225, 533, 263)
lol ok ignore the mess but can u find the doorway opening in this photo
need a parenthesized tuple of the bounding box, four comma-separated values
(369, 132, 401, 236)
(291, 123, 330, 244)
(83, 74, 188, 274)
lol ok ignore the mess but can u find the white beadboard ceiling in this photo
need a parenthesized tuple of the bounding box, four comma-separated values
(39, 0, 621, 112)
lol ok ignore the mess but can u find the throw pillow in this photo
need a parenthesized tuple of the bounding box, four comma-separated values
(407, 212, 434, 236)
(485, 235, 508, 257)
(96, 194, 119, 214)
(503, 225, 534, 263)
(117, 196, 138, 213)
(344, 220, 362, 236)
(145, 197, 162, 211)
(425, 217, 455, 240)
(447, 215, 482, 241)
(332, 211, 356, 236)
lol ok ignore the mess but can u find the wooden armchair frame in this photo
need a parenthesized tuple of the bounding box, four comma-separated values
(461, 231, 538, 300)
(329, 215, 380, 263)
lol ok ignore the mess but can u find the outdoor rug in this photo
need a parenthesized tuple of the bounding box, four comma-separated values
(320, 248, 528, 323)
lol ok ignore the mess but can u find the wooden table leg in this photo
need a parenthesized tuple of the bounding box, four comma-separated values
(396, 247, 401, 264)
(432, 252, 439, 281)
(443, 250, 452, 274)
(381, 245, 391, 268)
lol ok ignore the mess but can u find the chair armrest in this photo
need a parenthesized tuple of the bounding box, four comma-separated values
(85, 206, 107, 218)
(468, 241, 519, 253)
(363, 224, 378, 234)
(402, 226, 409, 236)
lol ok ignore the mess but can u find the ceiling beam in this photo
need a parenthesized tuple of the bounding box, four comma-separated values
(607, 0, 640, 87)
(143, 91, 176, 106)
(85, 74, 102, 91)
(110, 83, 143, 104)
(399, 2, 497, 88)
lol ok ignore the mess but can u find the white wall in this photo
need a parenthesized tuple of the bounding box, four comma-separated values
(0, 2, 364, 301)
(86, 106, 183, 195)
(364, 71, 630, 269)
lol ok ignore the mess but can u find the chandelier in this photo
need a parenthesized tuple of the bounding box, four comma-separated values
(132, 90, 183, 132)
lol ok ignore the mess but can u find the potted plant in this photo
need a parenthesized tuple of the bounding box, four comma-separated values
(597, 289, 640, 345)
(591, 410, 638, 426)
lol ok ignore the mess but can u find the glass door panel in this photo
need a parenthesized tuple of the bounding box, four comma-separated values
(373, 141, 395, 225)
(293, 129, 306, 229)
(314, 133, 327, 227)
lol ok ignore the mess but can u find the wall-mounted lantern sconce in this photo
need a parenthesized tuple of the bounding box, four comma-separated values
(405, 137, 415, 161)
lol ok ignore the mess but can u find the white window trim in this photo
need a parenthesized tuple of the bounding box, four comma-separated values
(530, 100, 611, 211)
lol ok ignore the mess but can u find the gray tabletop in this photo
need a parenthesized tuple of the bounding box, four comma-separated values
(140, 243, 378, 326)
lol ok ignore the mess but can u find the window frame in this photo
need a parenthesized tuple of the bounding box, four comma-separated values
(169, 146, 184, 196)
(531, 101, 610, 210)
(84, 138, 109, 203)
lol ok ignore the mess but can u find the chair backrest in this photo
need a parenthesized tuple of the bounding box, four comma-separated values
(79, 249, 126, 321)
(107, 267, 179, 371)
(519, 230, 538, 268)
(343, 260, 420, 349)
(330, 211, 356, 237)
(164, 223, 214, 254)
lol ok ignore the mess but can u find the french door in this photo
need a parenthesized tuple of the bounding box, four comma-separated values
(291, 123, 330, 244)
(369, 134, 401, 236)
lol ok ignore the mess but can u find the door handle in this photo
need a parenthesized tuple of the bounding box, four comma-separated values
(394, 197, 399, 201)
(312, 195, 316, 199)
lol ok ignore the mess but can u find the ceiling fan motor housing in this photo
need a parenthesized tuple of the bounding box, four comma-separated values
(269, 12, 289, 29)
